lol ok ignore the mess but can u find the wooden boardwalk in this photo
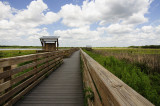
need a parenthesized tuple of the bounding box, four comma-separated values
(14, 51, 84, 106)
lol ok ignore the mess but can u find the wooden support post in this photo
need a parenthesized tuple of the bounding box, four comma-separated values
(43, 41, 46, 51)
(3, 66, 11, 92)
(0, 68, 3, 84)
(34, 55, 38, 76)
(47, 54, 50, 71)
(0, 68, 4, 95)
(55, 42, 57, 51)
(57, 39, 59, 50)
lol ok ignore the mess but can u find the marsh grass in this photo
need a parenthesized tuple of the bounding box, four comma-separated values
(94, 48, 160, 73)
(93, 48, 160, 54)
(0, 50, 36, 58)
(83, 49, 160, 105)
(0, 45, 41, 49)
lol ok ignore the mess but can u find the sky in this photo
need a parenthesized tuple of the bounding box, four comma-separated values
(0, 0, 160, 47)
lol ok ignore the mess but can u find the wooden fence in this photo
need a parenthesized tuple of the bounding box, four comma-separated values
(80, 49, 154, 106)
(0, 48, 78, 106)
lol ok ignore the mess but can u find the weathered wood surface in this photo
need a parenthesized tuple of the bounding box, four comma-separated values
(0, 51, 60, 68)
(61, 48, 79, 58)
(81, 52, 102, 106)
(14, 51, 84, 106)
(0, 48, 80, 106)
(80, 49, 154, 106)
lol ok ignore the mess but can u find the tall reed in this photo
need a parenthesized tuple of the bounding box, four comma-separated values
(93, 49, 160, 74)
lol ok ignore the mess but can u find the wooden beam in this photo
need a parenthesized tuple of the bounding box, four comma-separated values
(81, 54, 102, 106)
(3, 66, 11, 92)
(0, 51, 60, 68)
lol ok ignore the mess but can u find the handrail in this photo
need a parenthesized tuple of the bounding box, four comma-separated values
(60, 48, 79, 58)
(0, 48, 78, 106)
(80, 49, 154, 106)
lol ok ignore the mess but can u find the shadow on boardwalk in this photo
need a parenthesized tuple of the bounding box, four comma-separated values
(14, 51, 84, 106)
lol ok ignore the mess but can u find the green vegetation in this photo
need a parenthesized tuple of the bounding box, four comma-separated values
(0, 50, 36, 58)
(0, 45, 72, 49)
(83, 49, 160, 106)
(93, 48, 160, 73)
(59, 47, 72, 49)
(93, 48, 160, 54)
(129, 45, 160, 49)
(84, 87, 94, 102)
(0, 45, 41, 49)
(93, 45, 160, 49)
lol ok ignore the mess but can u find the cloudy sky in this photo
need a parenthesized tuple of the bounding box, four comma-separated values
(0, 0, 160, 47)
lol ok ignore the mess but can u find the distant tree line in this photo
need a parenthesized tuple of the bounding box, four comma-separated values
(129, 45, 160, 49)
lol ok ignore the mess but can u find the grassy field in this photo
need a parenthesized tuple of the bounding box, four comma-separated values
(93, 48, 160, 73)
(0, 45, 41, 49)
(0, 47, 73, 58)
(0, 50, 36, 58)
(0, 45, 72, 49)
(83, 48, 160, 106)
(93, 47, 160, 54)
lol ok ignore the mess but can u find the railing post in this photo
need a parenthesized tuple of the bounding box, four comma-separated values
(47, 53, 50, 71)
(0, 68, 3, 95)
(3, 66, 11, 92)
(34, 55, 38, 76)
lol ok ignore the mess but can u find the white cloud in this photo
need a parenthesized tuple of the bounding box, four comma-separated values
(55, 0, 159, 47)
(54, 26, 99, 40)
(0, 0, 159, 47)
(105, 24, 133, 35)
(0, 1, 12, 20)
(0, 20, 15, 30)
(59, 4, 88, 27)
(141, 25, 153, 33)
(0, 0, 60, 46)
(12, 0, 60, 28)
(59, 0, 151, 27)
(53, 23, 160, 47)
(122, 13, 148, 25)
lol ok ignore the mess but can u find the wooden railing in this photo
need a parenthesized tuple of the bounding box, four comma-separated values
(61, 48, 79, 58)
(80, 49, 154, 106)
(0, 48, 78, 106)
